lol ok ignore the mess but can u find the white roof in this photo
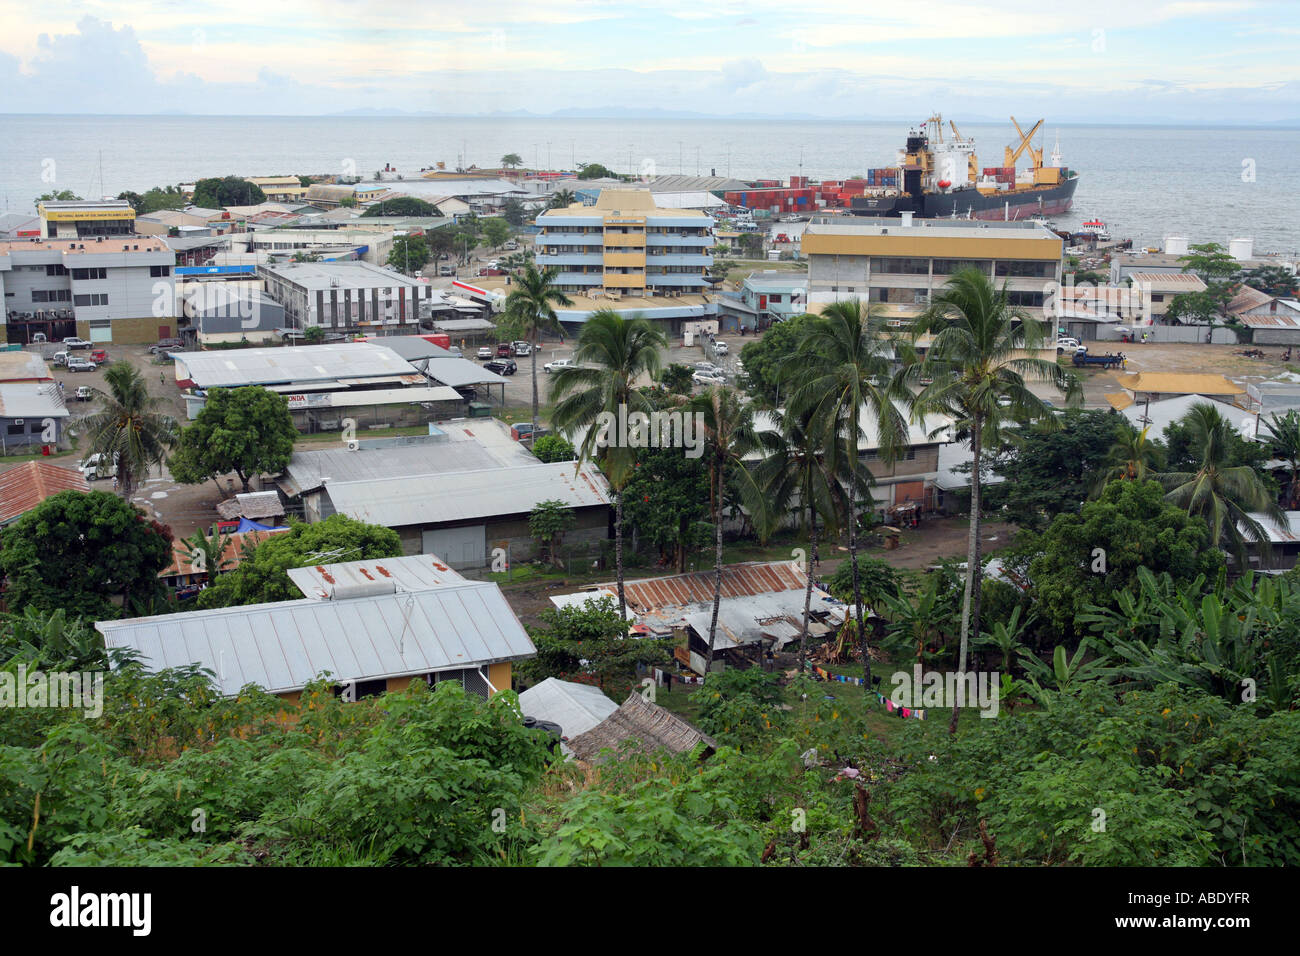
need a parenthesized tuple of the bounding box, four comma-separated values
(173, 343, 417, 388)
(287, 553, 466, 600)
(753, 401, 952, 453)
(518, 677, 619, 739)
(1239, 512, 1300, 543)
(549, 589, 636, 620)
(325, 461, 611, 527)
(97, 579, 536, 697)
(0, 382, 70, 419)
(1121, 393, 1242, 438)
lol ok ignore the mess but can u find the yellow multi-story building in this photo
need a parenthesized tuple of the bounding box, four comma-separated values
(801, 217, 1063, 341)
(246, 176, 309, 202)
(535, 190, 713, 299)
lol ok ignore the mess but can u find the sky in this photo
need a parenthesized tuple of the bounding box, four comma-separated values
(0, 1, 1297, 122)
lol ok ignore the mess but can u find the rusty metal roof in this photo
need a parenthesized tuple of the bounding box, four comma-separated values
(0, 461, 87, 526)
(607, 561, 806, 614)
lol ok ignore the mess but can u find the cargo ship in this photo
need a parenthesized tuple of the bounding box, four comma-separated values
(849, 115, 1079, 221)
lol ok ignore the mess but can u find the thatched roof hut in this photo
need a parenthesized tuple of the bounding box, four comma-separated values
(567, 692, 718, 763)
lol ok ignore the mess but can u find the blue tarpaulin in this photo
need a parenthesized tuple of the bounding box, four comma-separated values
(236, 518, 289, 534)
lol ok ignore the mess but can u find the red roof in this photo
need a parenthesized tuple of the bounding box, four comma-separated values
(608, 561, 806, 613)
(161, 529, 279, 577)
(0, 461, 89, 525)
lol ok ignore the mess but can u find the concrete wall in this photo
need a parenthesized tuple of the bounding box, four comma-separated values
(1252, 329, 1300, 346)
(1092, 325, 1239, 345)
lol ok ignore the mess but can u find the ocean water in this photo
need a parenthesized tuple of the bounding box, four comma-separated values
(1, 114, 1296, 253)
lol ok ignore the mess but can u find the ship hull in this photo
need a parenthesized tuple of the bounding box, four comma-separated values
(850, 176, 1078, 221)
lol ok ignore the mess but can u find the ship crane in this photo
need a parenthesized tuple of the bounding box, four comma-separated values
(1004, 116, 1045, 168)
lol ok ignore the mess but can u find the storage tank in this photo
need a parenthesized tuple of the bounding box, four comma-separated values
(1164, 236, 1190, 257)
(1229, 238, 1255, 261)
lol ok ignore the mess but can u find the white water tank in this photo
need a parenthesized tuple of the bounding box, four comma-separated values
(901, 210, 914, 227)
(1164, 236, 1190, 256)
(1229, 238, 1255, 261)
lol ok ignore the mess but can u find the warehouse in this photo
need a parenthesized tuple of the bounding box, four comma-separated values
(0, 382, 70, 453)
(280, 423, 610, 569)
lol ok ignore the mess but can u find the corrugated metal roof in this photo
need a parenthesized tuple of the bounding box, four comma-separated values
(216, 491, 284, 521)
(96, 580, 536, 696)
(0, 461, 87, 526)
(284, 429, 533, 489)
(0, 353, 53, 383)
(1118, 373, 1244, 396)
(420, 357, 508, 388)
(172, 343, 417, 388)
(0, 382, 69, 418)
(287, 554, 465, 600)
(518, 678, 619, 740)
(161, 530, 281, 577)
(324, 461, 610, 527)
(610, 561, 806, 613)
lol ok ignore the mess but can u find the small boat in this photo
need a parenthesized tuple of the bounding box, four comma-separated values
(1079, 219, 1111, 241)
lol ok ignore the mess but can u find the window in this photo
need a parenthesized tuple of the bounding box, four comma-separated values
(6, 424, 24, 436)
(933, 259, 990, 275)
(74, 293, 108, 307)
(45, 264, 67, 276)
(71, 267, 107, 281)
(32, 289, 71, 303)
(871, 257, 929, 275)
(1006, 290, 1046, 308)
(149, 265, 171, 277)
(869, 287, 927, 304)
(995, 260, 1055, 278)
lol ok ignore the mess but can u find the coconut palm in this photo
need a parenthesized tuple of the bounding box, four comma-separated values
(548, 189, 577, 209)
(784, 299, 908, 692)
(504, 263, 573, 443)
(683, 386, 764, 671)
(1091, 422, 1165, 493)
(550, 311, 667, 619)
(1157, 402, 1286, 569)
(751, 406, 854, 671)
(82, 361, 178, 500)
(903, 268, 1079, 733)
(1265, 409, 1300, 509)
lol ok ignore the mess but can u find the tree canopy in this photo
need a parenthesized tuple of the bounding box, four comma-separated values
(0, 491, 172, 621)
(360, 196, 436, 217)
(1022, 479, 1225, 640)
(195, 515, 402, 609)
(168, 386, 297, 493)
(192, 177, 266, 209)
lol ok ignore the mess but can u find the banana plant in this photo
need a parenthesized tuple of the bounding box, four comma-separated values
(1018, 640, 1111, 702)
(975, 604, 1033, 673)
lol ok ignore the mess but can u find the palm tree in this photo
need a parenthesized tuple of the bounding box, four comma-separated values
(751, 407, 852, 672)
(83, 362, 178, 500)
(784, 299, 908, 692)
(1265, 410, 1300, 509)
(1091, 422, 1165, 493)
(1157, 402, 1286, 568)
(683, 386, 764, 671)
(550, 311, 667, 619)
(904, 268, 1078, 733)
(548, 189, 577, 209)
(504, 263, 573, 444)
(178, 526, 235, 582)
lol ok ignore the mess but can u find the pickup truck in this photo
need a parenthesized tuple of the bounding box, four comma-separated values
(544, 358, 574, 373)
(149, 338, 183, 354)
(1071, 348, 1124, 369)
(77, 453, 117, 481)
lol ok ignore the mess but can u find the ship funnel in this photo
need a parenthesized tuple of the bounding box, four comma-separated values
(901, 211, 914, 227)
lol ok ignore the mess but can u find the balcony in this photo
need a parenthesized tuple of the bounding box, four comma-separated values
(645, 234, 714, 248)
(537, 233, 604, 246)
(536, 252, 604, 266)
(554, 272, 602, 285)
(644, 274, 708, 287)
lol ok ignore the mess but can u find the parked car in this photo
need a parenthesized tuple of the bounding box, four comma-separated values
(692, 371, 727, 387)
(693, 362, 723, 375)
(438, 265, 455, 276)
(485, 359, 517, 376)
(52, 351, 69, 367)
(67, 358, 97, 372)
(31, 332, 47, 344)
(713, 340, 729, 355)
(496, 343, 512, 357)
(62, 337, 91, 350)
(74, 385, 94, 401)
(446, 345, 463, 357)
(512, 341, 531, 356)
(77, 453, 116, 481)
(90, 349, 108, 364)
(476, 346, 494, 360)
(149, 338, 183, 354)
(1056, 337, 1080, 353)
(544, 358, 574, 373)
